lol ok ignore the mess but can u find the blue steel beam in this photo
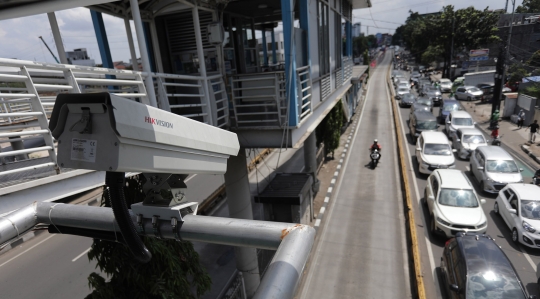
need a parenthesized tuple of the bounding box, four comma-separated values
(346, 21, 352, 57)
(281, 0, 298, 127)
(271, 29, 277, 65)
(90, 10, 113, 69)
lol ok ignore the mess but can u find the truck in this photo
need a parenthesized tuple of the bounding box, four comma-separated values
(463, 70, 495, 87)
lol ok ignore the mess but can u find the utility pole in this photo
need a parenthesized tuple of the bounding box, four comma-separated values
(449, 18, 455, 79)
(493, 0, 516, 115)
(505, 0, 509, 13)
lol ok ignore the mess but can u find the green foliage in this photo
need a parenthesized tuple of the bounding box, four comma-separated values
(524, 85, 540, 99)
(421, 45, 444, 66)
(316, 100, 344, 158)
(363, 50, 369, 66)
(85, 176, 211, 299)
(353, 36, 368, 57)
(366, 35, 377, 49)
(515, 0, 540, 13)
(528, 50, 540, 67)
(391, 25, 404, 46)
(508, 64, 529, 83)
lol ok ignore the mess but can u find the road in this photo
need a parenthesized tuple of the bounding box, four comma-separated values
(298, 52, 411, 298)
(396, 69, 540, 298)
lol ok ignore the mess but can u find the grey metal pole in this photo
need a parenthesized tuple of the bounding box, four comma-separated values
(224, 148, 261, 297)
(0, 203, 38, 246)
(9, 136, 29, 161)
(124, 17, 139, 71)
(47, 12, 68, 64)
(505, 0, 509, 13)
(128, 0, 158, 107)
(303, 131, 319, 193)
(192, 4, 214, 126)
(449, 18, 455, 79)
(494, 0, 516, 114)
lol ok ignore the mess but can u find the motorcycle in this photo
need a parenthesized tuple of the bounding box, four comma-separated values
(532, 176, 539, 186)
(370, 149, 381, 168)
(491, 135, 502, 146)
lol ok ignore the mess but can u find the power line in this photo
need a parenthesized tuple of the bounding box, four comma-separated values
(368, 8, 379, 29)
(353, 17, 403, 25)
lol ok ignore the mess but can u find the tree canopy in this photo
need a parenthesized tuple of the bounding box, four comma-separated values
(398, 6, 500, 77)
(515, 0, 540, 13)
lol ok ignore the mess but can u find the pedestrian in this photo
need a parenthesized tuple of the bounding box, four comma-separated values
(517, 109, 525, 128)
(525, 120, 539, 144)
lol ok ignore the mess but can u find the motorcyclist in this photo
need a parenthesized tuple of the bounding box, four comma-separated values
(491, 125, 499, 139)
(489, 110, 500, 129)
(369, 139, 382, 165)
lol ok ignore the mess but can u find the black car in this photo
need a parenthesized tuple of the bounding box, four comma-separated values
(409, 110, 438, 143)
(440, 232, 536, 299)
(400, 93, 416, 108)
(439, 98, 460, 124)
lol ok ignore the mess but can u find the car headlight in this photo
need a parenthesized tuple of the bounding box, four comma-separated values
(437, 216, 451, 226)
(523, 221, 536, 233)
(486, 177, 493, 182)
(477, 221, 487, 228)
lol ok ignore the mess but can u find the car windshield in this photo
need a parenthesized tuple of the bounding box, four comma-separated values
(417, 99, 431, 106)
(398, 88, 409, 93)
(440, 79, 451, 83)
(428, 86, 441, 92)
(485, 160, 519, 173)
(468, 87, 481, 92)
(467, 271, 526, 299)
(438, 189, 479, 207)
(417, 120, 437, 130)
(521, 200, 540, 220)
(403, 94, 415, 101)
(443, 103, 459, 112)
(424, 143, 452, 156)
(462, 135, 485, 144)
(453, 117, 473, 126)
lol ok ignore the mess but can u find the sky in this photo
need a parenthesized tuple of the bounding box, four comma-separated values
(0, 0, 522, 65)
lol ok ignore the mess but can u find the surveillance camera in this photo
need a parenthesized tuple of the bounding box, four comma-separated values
(49, 93, 240, 174)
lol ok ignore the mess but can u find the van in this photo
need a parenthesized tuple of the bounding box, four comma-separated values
(451, 77, 464, 92)
(409, 110, 438, 143)
(469, 146, 524, 194)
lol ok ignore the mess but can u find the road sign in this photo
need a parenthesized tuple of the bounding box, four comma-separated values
(469, 56, 490, 61)
(470, 49, 489, 57)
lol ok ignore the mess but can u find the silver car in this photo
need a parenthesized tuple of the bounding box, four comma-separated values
(438, 79, 452, 93)
(455, 86, 484, 101)
(425, 86, 442, 106)
(469, 146, 524, 194)
(451, 128, 487, 160)
(396, 88, 410, 100)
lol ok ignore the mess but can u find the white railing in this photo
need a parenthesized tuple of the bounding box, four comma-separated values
(230, 71, 286, 128)
(343, 56, 353, 82)
(296, 66, 312, 123)
(0, 58, 229, 180)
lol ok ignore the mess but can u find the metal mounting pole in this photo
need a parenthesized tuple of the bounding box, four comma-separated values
(493, 0, 516, 115)
(193, 3, 214, 126)
(124, 18, 139, 71)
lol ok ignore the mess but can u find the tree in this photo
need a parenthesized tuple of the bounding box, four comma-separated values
(391, 25, 404, 46)
(316, 101, 344, 159)
(507, 63, 529, 84)
(527, 50, 540, 67)
(515, 0, 540, 13)
(366, 35, 377, 49)
(353, 36, 368, 57)
(85, 175, 211, 299)
(421, 45, 444, 66)
(363, 50, 369, 66)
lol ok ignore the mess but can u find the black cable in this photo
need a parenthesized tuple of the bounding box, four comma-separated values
(105, 171, 152, 263)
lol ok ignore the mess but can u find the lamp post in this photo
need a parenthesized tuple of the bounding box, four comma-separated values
(492, 0, 516, 115)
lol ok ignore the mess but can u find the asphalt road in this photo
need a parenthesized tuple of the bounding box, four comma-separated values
(395, 69, 540, 298)
(298, 52, 411, 298)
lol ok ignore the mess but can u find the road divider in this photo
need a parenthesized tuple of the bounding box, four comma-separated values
(387, 63, 426, 299)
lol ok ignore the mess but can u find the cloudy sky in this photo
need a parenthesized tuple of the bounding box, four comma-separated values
(0, 0, 520, 65)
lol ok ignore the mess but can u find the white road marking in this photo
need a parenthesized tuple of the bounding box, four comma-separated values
(334, 171, 339, 176)
(0, 235, 55, 268)
(339, 159, 344, 163)
(520, 245, 538, 272)
(465, 165, 470, 171)
(327, 187, 333, 193)
(324, 196, 330, 203)
(299, 60, 372, 299)
(319, 207, 326, 215)
(72, 247, 91, 262)
(314, 219, 321, 227)
(330, 178, 336, 184)
(393, 76, 441, 296)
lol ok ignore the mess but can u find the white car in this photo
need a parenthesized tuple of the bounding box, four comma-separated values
(455, 85, 484, 101)
(425, 169, 487, 238)
(445, 110, 475, 139)
(396, 88, 410, 100)
(451, 128, 487, 160)
(416, 131, 456, 174)
(494, 184, 540, 247)
(438, 78, 452, 93)
(397, 82, 410, 90)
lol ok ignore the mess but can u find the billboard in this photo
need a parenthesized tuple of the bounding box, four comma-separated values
(469, 49, 489, 61)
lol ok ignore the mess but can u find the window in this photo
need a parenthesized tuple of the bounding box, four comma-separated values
(503, 189, 514, 201)
(431, 176, 439, 196)
(334, 11, 342, 69)
(317, 1, 330, 75)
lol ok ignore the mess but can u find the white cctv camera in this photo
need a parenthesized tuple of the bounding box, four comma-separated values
(49, 93, 240, 174)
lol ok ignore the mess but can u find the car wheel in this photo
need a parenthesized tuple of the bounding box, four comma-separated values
(430, 215, 437, 235)
(494, 202, 499, 215)
(480, 181, 486, 194)
(467, 96, 471, 101)
(512, 228, 519, 244)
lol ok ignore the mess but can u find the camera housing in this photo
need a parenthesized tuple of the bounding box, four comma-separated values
(49, 93, 239, 174)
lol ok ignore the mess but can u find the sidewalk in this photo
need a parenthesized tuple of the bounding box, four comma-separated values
(458, 100, 540, 165)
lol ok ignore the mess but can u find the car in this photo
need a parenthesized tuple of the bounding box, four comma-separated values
(438, 78, 452, 92)
(409, 97, 433, 118)
(409, 110, 438, 143)
(445, 110, 475, 138)
(470, 146, 524, 194)
(502, 86, 512, 93)
(415, 131, 456, 174)
(438, 98, 460, 124)
(440, 232, 535, 299)
(425, 169, 487, 237)
(424, 85, 442, 106)
(391, 70, 400, 79)
(419, 83, 432, 95)
(399, 93, 416, 108)
(393, 74, 405, 85)
(455, 85, 484, 101)
(396, 81, 410, 90)
(410, 71, 421, 81)
(494, 184, 540, 248)
(451, 76, 464, 92)
(396, 88, 410, 100)
(476, 83, 494, 102)
(451, 128, 487, 160)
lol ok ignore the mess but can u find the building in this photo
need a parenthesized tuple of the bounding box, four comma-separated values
(352, 22, 361, 37)
(66, 48, 95, 67)
(258, 31, 285, 65)
(497, 13, 540, 63)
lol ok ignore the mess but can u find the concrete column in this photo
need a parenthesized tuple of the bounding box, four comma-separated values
(124, 18, 139, 71)
(303, 131, 320, 193)
(149, 19, 164, 73)
(47, 12, 68, 64)
(192, 4, 214, 126)
(129, 0, 158, 107)
(224, 148, 260, 297)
